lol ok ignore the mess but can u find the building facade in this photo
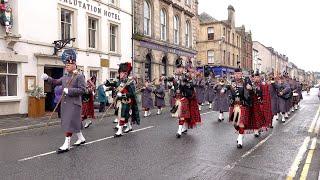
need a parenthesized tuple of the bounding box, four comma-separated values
(0, 0, 132, 115)
(236, 26, 253, 72)
(133, 0, 198, 83)
(197, 6, 242, 75)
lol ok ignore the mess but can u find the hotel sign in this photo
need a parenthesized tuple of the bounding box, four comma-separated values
(59, 0, 120, 21)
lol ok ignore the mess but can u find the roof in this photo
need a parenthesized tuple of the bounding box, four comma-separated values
(199, 12, 217, 24)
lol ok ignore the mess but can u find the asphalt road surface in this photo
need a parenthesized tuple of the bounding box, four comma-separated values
(0, 89, 319, 180)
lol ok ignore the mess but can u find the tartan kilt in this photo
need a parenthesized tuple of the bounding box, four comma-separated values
(261, 85, 273, 128)
(188, 95, 201, 128)
(178, 98, 190, 119)
(229, 105, 251, 133)
(250, 96, 266, 130)
(81, 95, 95, 120)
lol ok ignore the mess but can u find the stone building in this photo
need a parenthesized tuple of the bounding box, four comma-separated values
(197, 6, 243, 75)
(0, 0, 132, 115)
(236, 25, 253, 72)
(133, 0, 198, 83)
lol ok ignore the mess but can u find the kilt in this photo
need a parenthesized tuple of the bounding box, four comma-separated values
(81, 94, 95, 119)
(178, 98, 190, 119)
(261, 85, 273, 128)
(178, 94, 201, 129)
(250, 96, 266, 130)
(229, 104, 252, 133)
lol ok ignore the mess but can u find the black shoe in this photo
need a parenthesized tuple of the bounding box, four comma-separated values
(73, 141, 86, 147)
(114, 127, 119, 130)
(237, 144, 243, 149)
(218, 119, 222, 122)
(254, 134, 260, 138)
(182, 129, 188, 134)
(270, 125, 274, 129)
(176, 133, 181, 138)
(114, 134, 123, 138)
(57, 148, 69, 154)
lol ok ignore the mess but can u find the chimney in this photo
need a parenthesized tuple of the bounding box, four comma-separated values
(228, 5, 235, 27)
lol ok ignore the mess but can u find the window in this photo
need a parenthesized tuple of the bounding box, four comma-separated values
(88, 17, 98, 48)
(207, 27, 214, 40)
(223, 27, 226, 37)
(185, 0, 191, 6)
(90, 70, 99, 86)
(61, 9, 73, 40)
(174, 16, 180, 44)
(232, 54, 235, 66)
(223, 50, 226, 64)
(110, 71, 117, 81)
(185, 21, 191, 48)
(227, 52, 230, 65)
(109, 0, 117, 6)
(110, 24, 118, 52)
(160, 9, 167, 41)
(232, 33, 235, 45)
(144, 0, 151, 36)
(0, 62, 17, 97)
(207, 50, 214, 64)
(236, 36, 239, 47)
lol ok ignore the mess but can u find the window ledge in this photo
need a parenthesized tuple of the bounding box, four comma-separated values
(0, 97, 21, 103)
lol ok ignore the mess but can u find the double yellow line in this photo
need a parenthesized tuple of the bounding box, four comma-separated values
(287, 105, 320, 180)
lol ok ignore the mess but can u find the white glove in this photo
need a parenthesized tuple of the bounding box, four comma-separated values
(63, 88, 69, 94)
(117, 92, 122, 97)
(103, 85, 107, 91)
(92, 91, 96, 96)
(41, 73, 48, 80)
(220, 89, 225, 93)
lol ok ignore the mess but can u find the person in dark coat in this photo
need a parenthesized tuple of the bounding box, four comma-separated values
(213, 78, 230, 122)
(269, 76, 280, 122)
(154, 81, 165, 115)
(97, 83, 108, 112)
(277, 76, 291, 122)
(195, 73, 205, 111)
(141, 80, 154, 117)
(206, 73, 216, 109)
(54, 85, 63, 118)
(41, 49, 86, 154)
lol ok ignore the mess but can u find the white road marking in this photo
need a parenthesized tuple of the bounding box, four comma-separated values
(18, 126, 154, 162)
(314, 116, 320, 135)
(308, 105, 320, 133)
(200, 111, 215, 116)
(286, 136, 311, 179)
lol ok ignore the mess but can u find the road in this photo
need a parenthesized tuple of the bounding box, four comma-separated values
(0, 89, 319, 180)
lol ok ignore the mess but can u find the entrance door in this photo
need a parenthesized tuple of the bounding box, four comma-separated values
(145, 54, 152, 81)
(44, 67, 64, 112)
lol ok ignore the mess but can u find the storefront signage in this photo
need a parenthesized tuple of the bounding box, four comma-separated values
(140, 41, 196, 58)
(59, 0, 120, 21)
(100, 59, 109, 67)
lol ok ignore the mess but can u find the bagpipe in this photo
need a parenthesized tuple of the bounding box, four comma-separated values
(278, 85, 293, 100)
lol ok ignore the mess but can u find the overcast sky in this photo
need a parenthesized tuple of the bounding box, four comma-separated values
(198, 0, 320, 72)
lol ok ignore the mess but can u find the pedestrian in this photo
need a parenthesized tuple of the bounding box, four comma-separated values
(213, 77, 230, 122)
(41, 49, 86, 154)
(105, 62, 140, 137)
(141, 80, 154, 117)
(82, 75, 96, 128)
(97, 83, 108, 112)
(154, 80, 165, 115)
(54, 85, 63, 118)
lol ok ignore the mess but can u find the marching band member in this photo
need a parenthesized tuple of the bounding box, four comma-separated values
(81, 75, 96, 128)
(41, 49, 86, 153)
(170, 58, 201, 138)
(229, 68, 253, 148)
(213, 77, 230, 122)
(105, 62, 140, 137)
(206, 73, 216, 109)
(154, 80, 165, 115)
(141, 79, 154, 117)
(269, 75, 280, 125)
(277, 76, 292, 122)
(195, 72, 205, 111)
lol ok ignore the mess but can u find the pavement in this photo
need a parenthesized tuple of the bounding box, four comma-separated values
(0, 89, 319, 179)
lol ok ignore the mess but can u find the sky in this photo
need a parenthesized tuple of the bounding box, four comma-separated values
(198, 0, 320, 72)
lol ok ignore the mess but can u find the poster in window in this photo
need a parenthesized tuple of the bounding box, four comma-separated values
(25, 76, 36, 92)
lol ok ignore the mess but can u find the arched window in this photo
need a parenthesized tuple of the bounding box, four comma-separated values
(185, 21, 191, 48)
(160, 9, 167, 41)
(144, 0, 151, 36)
(174, 15, 179, 44)
(161, 56, 167, 76)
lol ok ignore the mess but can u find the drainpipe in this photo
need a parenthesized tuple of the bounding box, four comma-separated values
(131, 0, 135, 75)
